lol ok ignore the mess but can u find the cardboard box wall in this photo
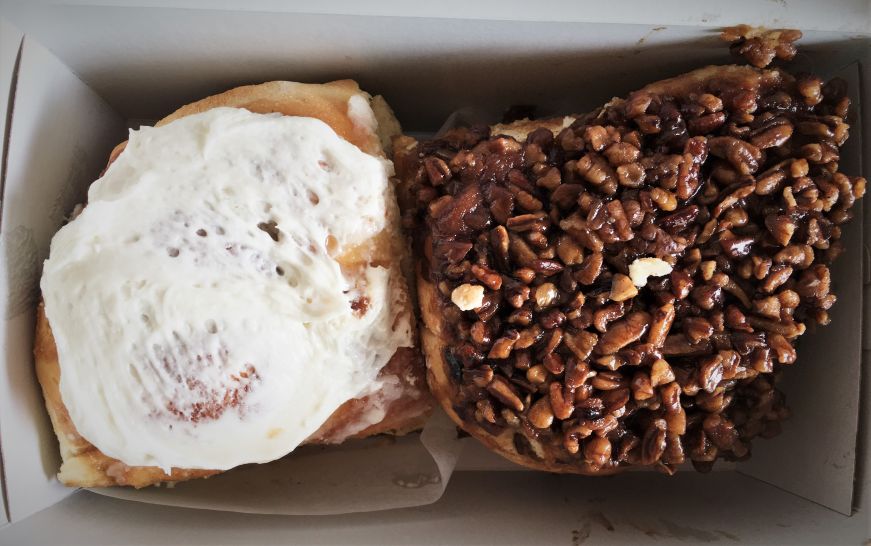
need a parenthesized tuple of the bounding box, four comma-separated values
(0, 16, 24, 530)
(0, 1, 869, 543)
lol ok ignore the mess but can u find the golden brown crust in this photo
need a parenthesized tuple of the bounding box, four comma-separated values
(309, 347, 431, 442)
(637, 64, 786, 98)
(106, 80, 401, 168)
(36, 80, 432, 488)
(158, 80, 384, 156)
(490, 116, 577, 142)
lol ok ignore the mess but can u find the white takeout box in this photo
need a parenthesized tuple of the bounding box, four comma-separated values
(0, 1, 869, 544)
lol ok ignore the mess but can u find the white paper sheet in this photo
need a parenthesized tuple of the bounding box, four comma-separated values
(91, 409, 464, 515)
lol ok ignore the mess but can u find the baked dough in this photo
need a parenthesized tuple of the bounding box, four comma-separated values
(35, 80, 432, 488)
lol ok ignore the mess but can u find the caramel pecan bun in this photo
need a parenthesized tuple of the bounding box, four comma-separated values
(395, 65, 865, 475)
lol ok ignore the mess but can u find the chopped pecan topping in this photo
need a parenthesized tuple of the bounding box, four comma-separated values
(721, 25, 802, 68)
(407, 61, 864, 474)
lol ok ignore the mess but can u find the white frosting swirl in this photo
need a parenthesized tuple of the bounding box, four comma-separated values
(41, 107, 411, 471)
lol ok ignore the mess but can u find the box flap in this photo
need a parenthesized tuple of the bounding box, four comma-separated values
(4, 0, 871, 33)
(0, 16, 24, 529)
(0, 34, 124, 522)
(4, 470, 871, 545)
(0, 4, 867, 130)
(736, 63, 865, 516)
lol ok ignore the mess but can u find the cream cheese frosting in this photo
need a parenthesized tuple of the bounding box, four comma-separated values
(40, 107, 412, 472)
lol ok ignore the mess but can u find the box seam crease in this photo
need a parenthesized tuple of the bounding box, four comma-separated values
(0, 32, 25, 525)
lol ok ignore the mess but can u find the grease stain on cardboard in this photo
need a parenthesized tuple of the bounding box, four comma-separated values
(659, 519, 722, 542)
(570, 511, 615, 544)
(48, 146, 87, 227)
(633, 26, 667, 55)
(570, 522, 591, 545)
(392, 472, 440, 489)
(590, 511, 615, 531)
(630, 522, 662, 538)
(3, 224, 39, 319)
(625, 518, 741, 542)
